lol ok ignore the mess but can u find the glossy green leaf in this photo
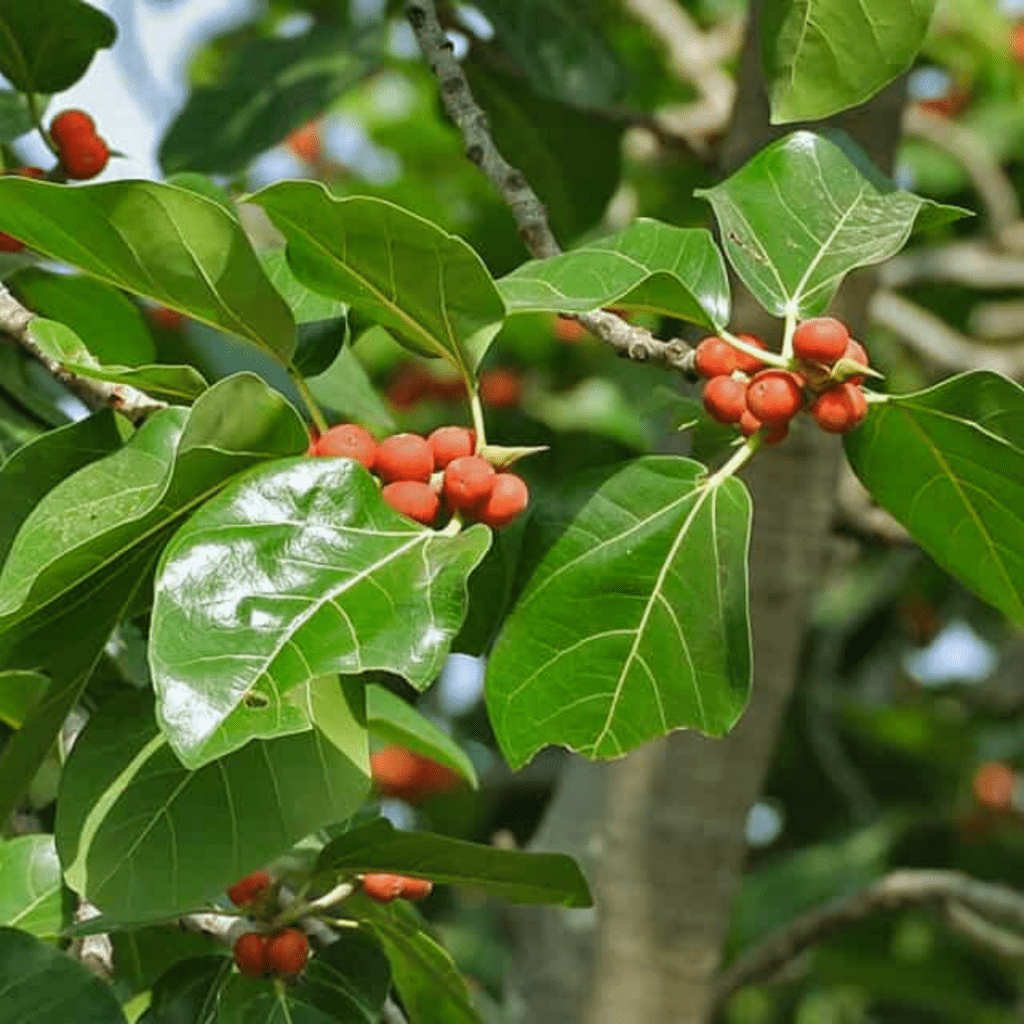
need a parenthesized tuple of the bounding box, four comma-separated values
(762, 0, 937, 123)
(355, 898, 483, 1024)
(696, 131, 964, 319)
(499, 220, 730, 330)
(487, 456, 752, 769)
(261, 248, 347, 326)
(316, 817, 592, 907)
(0, 0, 116, 93)
(367, 684, 478, 789)
(0, 178, 296, 360)
(11, 267, 155, 366)
(0, 373, 306, 631)
(306, 343, 396, 437)
(159, 24, 382, 177)
(0, 835, 62, 937)
(0, 408, 121, 567)
(0, 670, 47, 728)
(248, 186, 505, 381)
(845, 372, 1024, 627)
(524, 377, 652, 452)
(56, 691, 370, 924)
(465, 62, 624, 243)
(0, 394, 42, 459)
(0, 90, 40, 144)
(28, 318, 207, 401)
(142, 955, 231, 1024)
(471, 0, 625, 107)
(0, 926, 126, 1024)
(164, 172, 236, 216)
(216, 930, 390, 1024)
(0, 346, 72, 428)
(150, 458, 490, 768)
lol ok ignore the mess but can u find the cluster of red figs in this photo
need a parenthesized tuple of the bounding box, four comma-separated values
(308, 423, 529, 530)
(370, 744, 461, 802)
(696, 317, 871, 441)
(0, 108, 111, 254)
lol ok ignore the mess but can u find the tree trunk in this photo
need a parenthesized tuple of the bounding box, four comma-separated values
(507, 6, 908, 1022)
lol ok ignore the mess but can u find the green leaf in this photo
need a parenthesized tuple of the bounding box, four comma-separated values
(0, 835, 62, 938)
(11, 267, 155, 366)
(696, 131, 965, 319)
(0, 670, 47, 728)
(260, 248, 347, 326)
(0, 408, 121, 567)
(143, 955, 231, 1024)
(524, 377, 652, 452)
(159, 24, 382, 177)
(306, 341, 396, 437)
(499, 220, 730, 330)
(486, 456, 752, 769)
(0, 178, 296, 360)
(0, 373, 306, 631)
(762, 0, 937, 123)
(0, 89, 39, 144)
(470, 0, 625, 107)
(247, 186, 505, 381)
(150, 458, 490, 768)
(164, 172, 236, 216)
(355, 898, 483, 1024)
(217, 930, 390, 1024)
(0, 926, 126, 1023)
(366, 684, 478, 789)
(316, 818, 592, 907)
(845, 372, 1024, 627)
(56, 691, 370, 924)
(0, 0, 116, 93)
(464, 62, 624, 243)
(28, 318, 207, 401)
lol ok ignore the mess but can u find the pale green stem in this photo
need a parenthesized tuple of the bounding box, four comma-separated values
(470, 390, 488, 451)
(289, 366, 329, 434)
(721, 329, 790, 370)
(780, 307, 798, 361)
(705, 435, 759, 488)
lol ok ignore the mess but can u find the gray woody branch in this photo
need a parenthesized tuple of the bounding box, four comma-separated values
(712, 869, 1024, 1014)
(404, 0, 694, 374)
(0, 281, 165, 422)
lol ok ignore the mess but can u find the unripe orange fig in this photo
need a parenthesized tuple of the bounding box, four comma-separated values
(792, 317, 849, 363)
(233, 932, 269, 978)
(375, 433, 433, 483)
(702, 376, 747, 424)
(315, 423, 378, 470)
(810, 383, 867, 433)
(382, 481, 440, 526)
(60, 133, 109, 180)
(285, 121, 321, 163)
(399, 877, 434, 901)
(147, 306, 185, 331)
(371, 745, 460, 800)
(843, 339, 869, 385)
(732, 333, 768, 374)
(554, 315, 587, 343)
(746, 370, 804, 424)
(0, 233, 24, 253)
(475, 472, 529, 528)
(265, 928, 309, 977)
(428, 425, 476, 469)
(693, 337, 738, 379)
(49, 109, 95, 147)
(973, 762, 1016, 812)
(227, 869, 272, 906)
(444, 455, 495, 511)
(479, 368, 523, 408)
(13, 166, 45, 179)
(362, 873, 405, 903)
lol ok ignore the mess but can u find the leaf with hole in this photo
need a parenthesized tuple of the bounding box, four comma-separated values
(487, 456, 752, 768)
(846, 372, 1024, 627)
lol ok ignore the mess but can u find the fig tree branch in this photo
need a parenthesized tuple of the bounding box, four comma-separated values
(0, 282, 166, 422)
(405, 0, 695, 374)
(712, 869, 1024, 1013)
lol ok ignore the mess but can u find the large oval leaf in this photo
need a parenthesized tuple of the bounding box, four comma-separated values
(0, 178, 296, 360)
(762, 0, 937, 123)
(696, 131, 964, 319)
(0, 835, 62, 938)
(56, 690, 369, 925)
(486, 456, 752, 769)
(846, 372, 1024, 627)
(0, 0, 115, 93)
(247, 185, 505, 381)
(150, 458, 490, 768)
(0, 926, 126, 1024)
(499, 219, 730, 330)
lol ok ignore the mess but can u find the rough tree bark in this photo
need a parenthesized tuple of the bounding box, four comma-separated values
(506, 7, 908, 1023)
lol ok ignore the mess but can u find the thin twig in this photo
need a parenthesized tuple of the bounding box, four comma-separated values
(0, 283, 166, 422)
(405, 0, 696, 373)
(712, 869, 1024, 1012)
(882, 241, 1024, 290)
